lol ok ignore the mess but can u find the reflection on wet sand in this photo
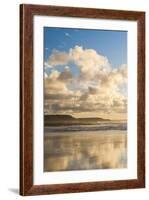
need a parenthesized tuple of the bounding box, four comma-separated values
(44, 130, 127, 171)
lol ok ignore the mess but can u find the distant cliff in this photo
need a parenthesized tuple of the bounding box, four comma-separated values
(44, 114, 110, 126)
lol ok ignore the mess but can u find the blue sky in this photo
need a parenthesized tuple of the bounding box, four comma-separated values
(44, 27, 127, 69)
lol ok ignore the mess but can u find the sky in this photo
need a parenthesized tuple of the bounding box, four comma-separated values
(44, 27, 127, 120)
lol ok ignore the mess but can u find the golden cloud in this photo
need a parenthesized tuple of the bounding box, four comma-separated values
(44, 46, 127, 119)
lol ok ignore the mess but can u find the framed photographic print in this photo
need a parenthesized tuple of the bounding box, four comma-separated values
(20, 4, 145, 196)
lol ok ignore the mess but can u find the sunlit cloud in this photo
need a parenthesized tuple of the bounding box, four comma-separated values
(44, 61, 52, 69)
(44, 46, 127, 119)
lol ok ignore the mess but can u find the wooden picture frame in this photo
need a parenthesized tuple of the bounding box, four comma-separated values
(20, 4, 145, 196)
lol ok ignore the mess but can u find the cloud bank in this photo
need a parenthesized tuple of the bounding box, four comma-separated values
(44, 46, 127, 119)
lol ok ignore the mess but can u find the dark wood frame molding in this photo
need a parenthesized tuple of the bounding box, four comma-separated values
(20, 4, 145, 196)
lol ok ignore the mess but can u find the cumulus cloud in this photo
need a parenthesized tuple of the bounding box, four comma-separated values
(48, 49, 70, 66)
(44, 46, 127, 119)
(58, 66, 73, 81)
(47, 46, 111, 79)
(44, 61, 52, 69)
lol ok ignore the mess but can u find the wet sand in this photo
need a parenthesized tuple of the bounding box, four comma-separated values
(44, 130, 127, 172)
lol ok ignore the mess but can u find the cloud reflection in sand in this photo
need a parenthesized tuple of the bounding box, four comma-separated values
(44, 130, 127, 171)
